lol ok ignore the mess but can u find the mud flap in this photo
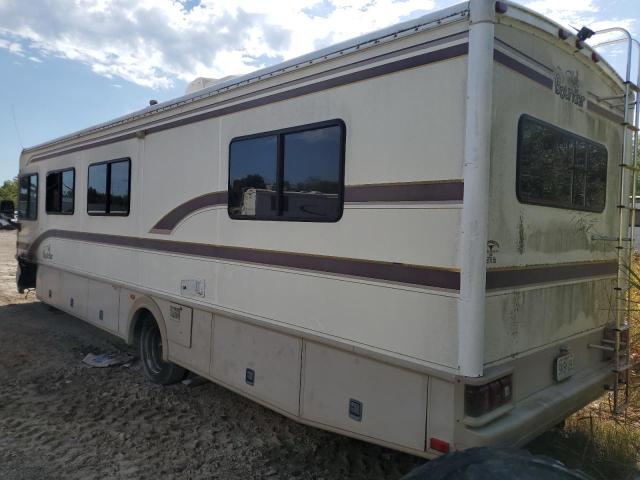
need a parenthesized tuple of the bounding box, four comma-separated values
(16, 257, 37, 293)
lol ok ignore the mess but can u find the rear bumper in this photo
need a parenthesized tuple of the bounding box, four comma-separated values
(458, 363, 613, 449)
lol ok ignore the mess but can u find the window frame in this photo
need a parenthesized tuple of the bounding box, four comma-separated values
(87, 157, 131, 216)
(516, 114, 608, 213)
(18, 173, 38, 221)
(45, 167, 75, 215)
(228, 119, 346, 222)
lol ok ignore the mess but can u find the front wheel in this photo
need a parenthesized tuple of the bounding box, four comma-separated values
(139, 318, 186, 385)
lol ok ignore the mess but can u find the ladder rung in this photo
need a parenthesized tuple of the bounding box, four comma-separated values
(613, 363, 632, 373)
(589, 343, 615, 352)
(601, 339, 627, 347)
(621, 164, 640, 171)
(625, 81, 640, 93)
(607, 323, 631, 332)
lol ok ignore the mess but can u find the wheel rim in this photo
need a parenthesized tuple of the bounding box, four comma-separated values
(144, 324, 165, 375)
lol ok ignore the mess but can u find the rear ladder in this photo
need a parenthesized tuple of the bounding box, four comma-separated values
(591, 29, 640, 414)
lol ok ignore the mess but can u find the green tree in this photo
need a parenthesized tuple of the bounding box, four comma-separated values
(0, 176, 18, 205)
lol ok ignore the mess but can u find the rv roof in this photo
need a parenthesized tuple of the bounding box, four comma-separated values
(23, 0, 629, 155)
(23, 2, 470, 154)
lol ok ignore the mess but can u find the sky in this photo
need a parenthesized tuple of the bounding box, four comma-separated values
(0, 0, 638, 184)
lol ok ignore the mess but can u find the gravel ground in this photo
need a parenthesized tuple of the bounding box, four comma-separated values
(0, 230, 424, 480)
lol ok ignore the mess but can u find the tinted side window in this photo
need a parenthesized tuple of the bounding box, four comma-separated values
(109, 160, 130, 214)
(88, 164, 108, 214)
(228, 121, 345, 222)
(46, 169, 74, 214)
(61, 169, 75, 214)
(18, 174, 38, 220)
(228, 136, 278, 217)
(517, 115, 607, 212)
(282, 126, 342, 220)
(87, 159, 130, 215)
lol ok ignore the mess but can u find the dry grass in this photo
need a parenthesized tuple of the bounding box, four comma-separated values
(527, 257, 640, 480)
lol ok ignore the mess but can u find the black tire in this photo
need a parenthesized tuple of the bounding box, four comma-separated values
(139, 316, 187, 385)
(401, 448, 592, 480)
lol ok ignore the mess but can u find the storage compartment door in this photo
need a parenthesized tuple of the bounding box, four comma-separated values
(87, 280, 120, 333)
(212, 316, 302, 416)
(36, 265, 60, 307)
(301, 342, 429, 451)
(60, 271, 88, 319)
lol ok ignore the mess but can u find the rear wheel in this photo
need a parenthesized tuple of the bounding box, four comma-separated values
(139, 316, 186, 385)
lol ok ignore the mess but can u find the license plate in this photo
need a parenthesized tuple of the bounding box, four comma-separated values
(555, 353, 575, 382)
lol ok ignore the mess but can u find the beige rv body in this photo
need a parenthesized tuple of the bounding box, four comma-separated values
(16, 0, 634, 457)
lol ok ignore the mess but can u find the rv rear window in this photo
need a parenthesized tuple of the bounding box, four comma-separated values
(517, 115, 607, 212)
(18, 173, 38, 220)
(87, 158, 131, 215)
(46, 168, 75, 215)
(228, 120, 345, 222)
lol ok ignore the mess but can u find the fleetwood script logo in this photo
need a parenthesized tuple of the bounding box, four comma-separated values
(554, 67, 585, 107)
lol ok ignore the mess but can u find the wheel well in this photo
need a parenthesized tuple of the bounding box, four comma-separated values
(126, 295, 169, 361)
(131, 308, 153, 347)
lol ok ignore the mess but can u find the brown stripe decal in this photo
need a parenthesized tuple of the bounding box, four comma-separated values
(150, 181, 464, 233)
(494, 50, 553, 90)
(28, 230, 617, 291)
(151, 191, 228, 233)
(586, 100, 625, 124)
(486, 261, 617, 290)
(32, 42, 469, 162)
(344, 181, 463, 203)
(29, 230, 460, 291)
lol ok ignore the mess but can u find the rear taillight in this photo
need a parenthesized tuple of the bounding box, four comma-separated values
(465, 375, 513, 417)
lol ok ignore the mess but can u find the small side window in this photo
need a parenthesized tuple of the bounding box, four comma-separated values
(46, 168, 75, 214)
(18, 173, 38, 220)
(87, 158, 130, 216)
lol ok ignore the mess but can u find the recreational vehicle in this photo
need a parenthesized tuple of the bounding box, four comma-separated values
(15, 0, 640, 457)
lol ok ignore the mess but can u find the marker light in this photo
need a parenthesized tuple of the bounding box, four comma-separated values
(495, 1, 508, 14)
(430, 438, 450, 454)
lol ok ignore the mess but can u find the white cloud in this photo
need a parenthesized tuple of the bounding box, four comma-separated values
(0, 0, 634, 90)
(523, 0, 635, 35)
(0, 0, 436, 89)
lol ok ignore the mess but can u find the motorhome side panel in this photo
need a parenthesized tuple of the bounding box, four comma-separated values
(26, 42, 470, 372)
(486, 23, 621, 364)
(17, 17, 475, 458)
(453, 16, 624, 450)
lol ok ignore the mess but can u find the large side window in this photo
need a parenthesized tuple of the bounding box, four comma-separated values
(46, 168, 75, 214)
(228, 120, 345, 222)
(18, 173, 38, 220)
(517, 115, 607, 212)
(87, 158, 130, 215)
